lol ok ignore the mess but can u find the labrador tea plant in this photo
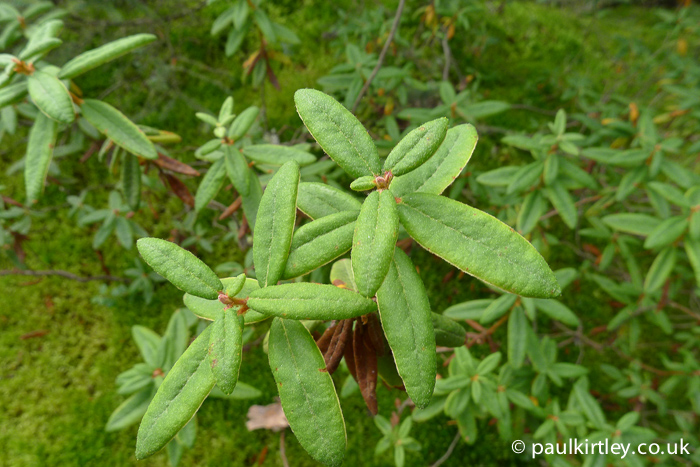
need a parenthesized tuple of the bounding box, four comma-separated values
(133, 89, 560, 465)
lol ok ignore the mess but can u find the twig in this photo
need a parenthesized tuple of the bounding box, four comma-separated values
(0, 269, 128, 283)
(431, 431, 461, 467)
(441, 34, 451, 82)
(280, 430, 289, 467)
(351, 0, 406, 113)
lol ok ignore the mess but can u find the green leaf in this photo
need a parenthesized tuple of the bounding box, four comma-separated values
(294, 88, 380, 178)
(137, 237, 223, 299)
(136, 326, 215, 460)
(194, 156, 226, 212)
(227, 106, 259, 140)
(376, 248, 436, 408)
(442, 299, 493, 320)
(184, 278, 267, 324)
(533, 299, 579, 327)
(297, 182, 362, 219)
(268, 318, 346, 466)
(686, 239, 700, 288)
(121, 153, 141, 210)
(545, 181, 577, 229)
(517, 190, 546, 235)
(476, 166, 520, 187)
(225, 25, 247, 56)
(397, 193, 560, 298)
(0, 82, 28, 109)
(223, 273, 246, 297)
(648, 181, 689, 208)
(507, 308, 528, 368)
(253, 9, 276, 43)
(573, 378, 606, 429)
(283, 210, 357, 279)
(132, 325, 161, 366)
(383, 117, 448, 176)
(59, 34, 157, 79)
(115, 217, 134, 249)
(106, 386, 154, 432)
(350, 176, 376, 191)
(248, 282, 377, 320)
(208, 310, 244, 394)
(242, 172, 263, 230)
(643, 216, 687, 250)
(242, 144, 316, 166)
(390, 124, 477, 197)
(223, 144, 251, 196)
(209, 381, 262, 400)
(507, 162, 543, 194)
(253, 160, 300, 287)
(27, 71, 74, 123)
(81, 99, 157, 159)
(412, 396, 446, 422)
(330, 258, 358, 292)
(480, 294, 517, 324)
(602, 213, 661, 237)
(24, 112, 57, 204)
(431, 312, 466, 348)
(93, 214, 116, 249)
(352, 190, 399, 297)
(643, 247, 676, 293)
(476, 352, 501, 375)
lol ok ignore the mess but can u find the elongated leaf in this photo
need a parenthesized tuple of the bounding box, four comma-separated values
(59, 34, 157, 79)
(136, 326, 215, 460)
(350, 176, 375, 191)
(223, 143, 250, 196)
(268, 318, 346, 466)
(508, 308, 528, 368)
(390, 124, 477, 197)
(685, 239, 700, 287)
(194, 156, 226, 212)
(294, 88, 380, 178)
(431, 313, 466, 347)
(330, 258, 358, 292)
(137, 237, 223, 299)
(517, 190, 546, 235)
(297, 182, 362, 219)
(184, 278, 267, 324)
(507, 161, 543, 194)
(227, 106, 259, 140)
(352, 190, 399, 297)
(253, 161, 300, 287)
(122, 152, 141, 210)
(247, 283, 377, 320)
(533, 299, 579, 327)
(376, 248, 436, 408)
(0, 82, 28, 109)
(643, 247, 676, 293)
(242, 144, 316, 166)
(602, 213, 661, 237)
(283, 210, 357, 279)
(643, 216, 687, 250)
(545, 181, 577, 229)
(24, 113, 57, 204)
(480, 294, 517, 324)
(132, 325, 161, 366)
(81, 99, 157, 159)
(27, 71, 74, 123)
(383, 117, 448, 176)
(397, 193, 560, 298)
(106, 386, 154, 432)
(208, 310, 244, 394)
(242, 171, 263, 230)
(476, 166, 520, 187)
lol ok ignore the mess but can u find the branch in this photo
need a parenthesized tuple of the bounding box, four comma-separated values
(0, 269, 128, 283)
(351, 0, 406, 113)
(431, 431, 461, 467)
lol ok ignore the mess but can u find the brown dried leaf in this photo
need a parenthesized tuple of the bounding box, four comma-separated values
(246, 402, 289, 432)
(354, 322, 378, 415)
(324, 319, 352, 374)
(316, 323, 337, 355)
(163, 173, 195, 207)
(219, 196, 242, 221)
(153, 153, 200, 176)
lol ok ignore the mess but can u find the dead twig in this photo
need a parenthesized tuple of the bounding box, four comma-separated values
(351, 0, 406, 113)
